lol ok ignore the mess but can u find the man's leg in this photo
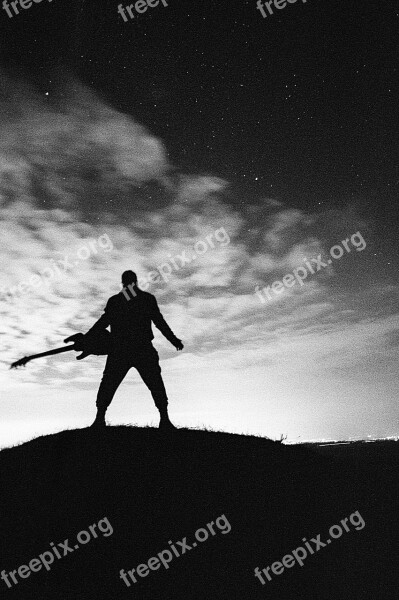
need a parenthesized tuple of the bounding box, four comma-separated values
(92, 354, 131, 427)
(134, 346, 176, 430)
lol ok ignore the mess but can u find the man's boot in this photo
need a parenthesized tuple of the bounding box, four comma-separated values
(91, 408, 107, 429)
(159, 408, 176, 431)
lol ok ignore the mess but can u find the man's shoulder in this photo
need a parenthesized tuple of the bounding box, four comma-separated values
(105, 293, 123, 308)
(108, 293, 122, 303)
(139, 289, 156, 300)
(106, 290, 156, 306)
(137, 289, 157, 306)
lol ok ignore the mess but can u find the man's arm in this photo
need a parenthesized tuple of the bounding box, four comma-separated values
(151, 297, 183, 350)
(64, 303, 111, 347)
(86, 301, 111, 335)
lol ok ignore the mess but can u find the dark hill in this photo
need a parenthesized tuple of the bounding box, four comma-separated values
(0, 427, 396, 599)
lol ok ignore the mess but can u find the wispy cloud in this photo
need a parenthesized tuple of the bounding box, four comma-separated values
(0, 72, 398, 444)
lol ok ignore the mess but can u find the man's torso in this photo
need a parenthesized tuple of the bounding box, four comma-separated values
(106, 290, 155, 347)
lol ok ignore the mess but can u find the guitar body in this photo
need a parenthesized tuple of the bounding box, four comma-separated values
(71, 330, 112, 360)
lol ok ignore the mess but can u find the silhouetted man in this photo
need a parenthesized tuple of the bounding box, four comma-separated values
(85, 270, 183, 430)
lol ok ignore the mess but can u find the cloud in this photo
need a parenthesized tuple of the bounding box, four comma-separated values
(0, 73, 169, 211)
(1, 73, 398, 445)
(263, 209, 311, 250)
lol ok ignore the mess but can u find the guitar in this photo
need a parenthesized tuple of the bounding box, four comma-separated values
(10, 330, 111, 369)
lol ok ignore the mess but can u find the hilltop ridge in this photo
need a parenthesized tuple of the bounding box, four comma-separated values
(0, 426, 395, 599)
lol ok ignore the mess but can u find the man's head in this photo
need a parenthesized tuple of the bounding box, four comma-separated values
(121, 270, 137, 288)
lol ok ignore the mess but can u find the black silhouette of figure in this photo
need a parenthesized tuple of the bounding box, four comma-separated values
(85, 270, 183, 430)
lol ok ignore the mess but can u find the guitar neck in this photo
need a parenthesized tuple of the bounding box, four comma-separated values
(27, 345, 76, 361)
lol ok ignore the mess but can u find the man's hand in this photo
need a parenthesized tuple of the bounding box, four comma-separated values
(64, 333, 85, 350)
(173, 338, 184, 351)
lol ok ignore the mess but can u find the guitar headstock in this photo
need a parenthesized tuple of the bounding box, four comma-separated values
(10, 356, 31, 369)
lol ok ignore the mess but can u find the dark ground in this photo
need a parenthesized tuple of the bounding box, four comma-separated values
(0, 427, 397, 599)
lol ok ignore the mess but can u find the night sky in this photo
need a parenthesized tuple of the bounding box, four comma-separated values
(0, 0, 398, 447)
